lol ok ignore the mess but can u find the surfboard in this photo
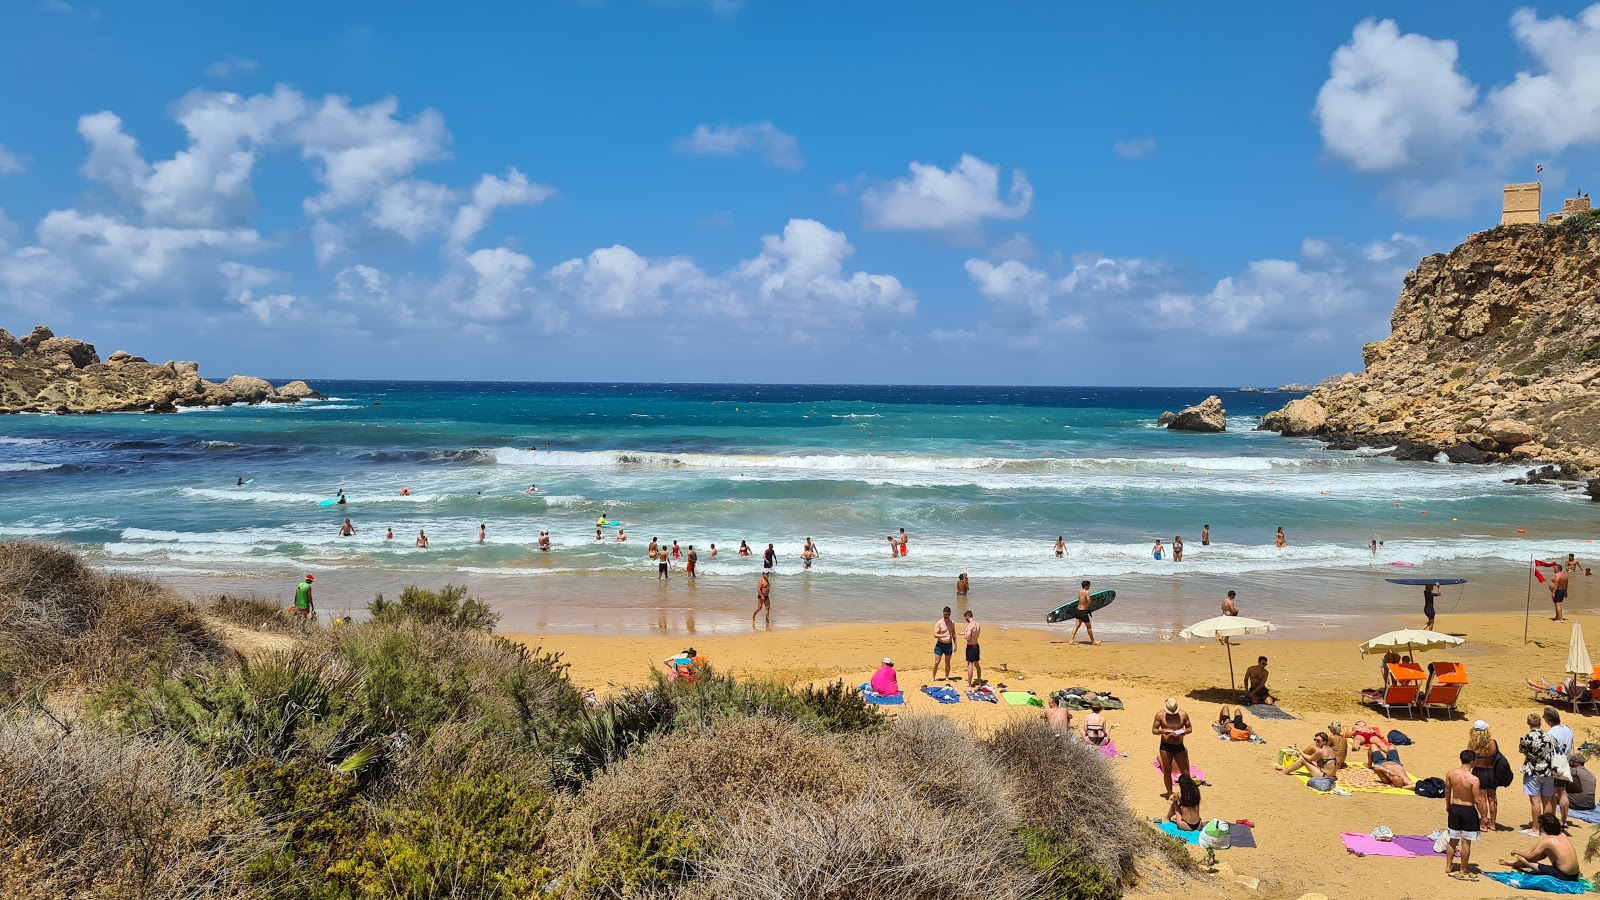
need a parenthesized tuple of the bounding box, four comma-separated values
(1389, 561, 1415, 567)
(1385, 578, 1467, 586)
(602, 520, 622, 527)
(317, 497, 340, 507)
(1046, 589, 1115, 623)
(238, 479, 254, 485)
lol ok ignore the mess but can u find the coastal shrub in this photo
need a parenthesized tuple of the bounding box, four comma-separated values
(209, 592, 294, 632)
(1582, 340, 1600, 363)
(552, 686, 675, 791)
(796, 678, 885, 733)
(573, 810, 705, 899)
(0, 541, 229, 698)
(985, 720, 1148, 887)
(1449, 365, 1470, 380)
(0, 712, 263, 900)
(369, 583, 498, 631)
(1018, 825, 1119, 900)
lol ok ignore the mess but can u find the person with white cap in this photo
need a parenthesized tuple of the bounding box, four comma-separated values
(1153, 698, 1193, 798)
(870, 657, 900, 698)
(1468, 720, 1502, 831)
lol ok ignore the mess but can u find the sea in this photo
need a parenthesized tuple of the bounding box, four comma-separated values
(0, 383, 1595, 637)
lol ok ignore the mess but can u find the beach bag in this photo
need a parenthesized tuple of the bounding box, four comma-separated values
(1387, 730, 1413, 745)
(1554, 750, 1573, 783)
(1308, 775, 1336, 792)
(1414, 776, 1446, 798)
(1493, 750, 1515, 788)
(1197, 819, 1232, 850)
(1277, 747, 1299, 767)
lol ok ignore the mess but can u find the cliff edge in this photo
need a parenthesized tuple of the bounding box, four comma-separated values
(0, 325, 320, 414)
(1261, 216, 1600, 476)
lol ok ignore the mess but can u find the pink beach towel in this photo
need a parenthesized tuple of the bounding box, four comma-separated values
(1340, 832, 1443, 858)
(1151, 759, 1207, 781)
(1094, 740, 1118, 759)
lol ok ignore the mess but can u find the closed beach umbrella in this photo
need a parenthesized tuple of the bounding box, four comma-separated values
(1357, 628, 1464, 657)
(1567, 621, 1593, 679)
(1179, 615, 1278, 690)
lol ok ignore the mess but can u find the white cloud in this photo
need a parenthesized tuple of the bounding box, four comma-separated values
(1113, 138, 1157, 158)
(370, 180, 456, 241)
(738, 218, 913, 321)
(861, 154, 1032, 232)
(35, 209, 265, 299)
(294, 95, 450, 215)
(675, 122, 803, 169)
(1490, 6, 1600, 155)
(452, 247, 533, 322)
(205, 56, 260, 79)
(965, 255, 1154, 329)
(221, 261, 296, 323)
(0, 144, 24, 175)
(1314, 18, 1480, 173)
(546, 246, 717, 318)
(448, 168, 554, 249)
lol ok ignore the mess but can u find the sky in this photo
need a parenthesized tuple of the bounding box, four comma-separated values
(1, 1, 1598, 386)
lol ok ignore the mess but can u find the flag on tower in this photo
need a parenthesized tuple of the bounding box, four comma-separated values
(1537, 164, 1545, 173)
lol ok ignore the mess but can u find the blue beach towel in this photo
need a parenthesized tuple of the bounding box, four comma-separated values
(1483, 871, 1595, 893)
(1154, 821, 1256, 848)
(1568, 806, 1600, 825)
(921, 685, 962, 704)
(858, 683, 905, 705)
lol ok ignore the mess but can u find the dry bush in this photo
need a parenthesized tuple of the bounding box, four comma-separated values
(699, 786, 1037, 900)
(984, 719, 1149, 886)
(0, 711, 264, 899)
(0, 541, 230, 698)
(854, 714, 1015, 830)
(207, 593, 293, 632)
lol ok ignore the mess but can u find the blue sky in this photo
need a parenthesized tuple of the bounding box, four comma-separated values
(1, 1, 1597, 385)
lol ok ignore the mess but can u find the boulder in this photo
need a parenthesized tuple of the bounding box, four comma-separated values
(106, 350, 148, 365)
(1261, 397, 1328, 436)
(219, 375, 276, 403)
(36, 336, 99, 368)
(19, 325, 53, 352)
(0, 329, 21, 356)
(1165, 395, 1226, 433)
(1156, 411, 1177, 427)
(1587, 478, 1600, 501)
(1484, 419, 1536, 446)
(276, 380, 324, 400)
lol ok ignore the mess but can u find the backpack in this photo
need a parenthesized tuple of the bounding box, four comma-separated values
(1387, 730, 1413, 746)
(1493, 750, 1515, 788)
(1414, 776, 1446, 798)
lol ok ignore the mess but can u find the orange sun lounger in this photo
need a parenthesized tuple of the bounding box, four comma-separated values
(1359, 682, 1420, 719)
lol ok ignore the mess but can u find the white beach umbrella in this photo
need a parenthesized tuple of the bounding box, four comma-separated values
(1358, 628, 1464, 657)
(1179, 615, 1278, 690)
(1567, 621, 1593, 679)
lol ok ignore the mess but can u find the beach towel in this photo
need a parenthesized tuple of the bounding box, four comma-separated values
(1091, 740, 1118, 759)
(1294, 763, 1418, 795)
(1483, 872, 1596, 893)
(858, 683, 905, 705)
(920, 685, 962, 704)
(1157, 821, 1256, 848)
(1567, 806, 1600, 825)
(1246, 703, 1296, 721)
(1340, 832, 1413, 857)
(1052, 688, 1126, 710)
(1391, 835, 1445, 857)
(1151, 759, 1207, 782)
(966, 687, 998, 703)
(1003, 691, 1044, 707)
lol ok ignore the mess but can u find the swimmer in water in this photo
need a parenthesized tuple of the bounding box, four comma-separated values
(738, 541, 752, 556)
(616, 528, 627, 542)
(1275, 527, 1286, 549)
(385, 527, 393, 541)
(400, 487, 410, 496)
(1152, 539, 1164, 561)
(478, 524, 486, 544)
(709, 543, 717, 557)
(525, 484, 537, 493)
(1055, 536, 1065, 558)
(237, 477, 245, 486)
(339, 518, 356, 537)
(416, 530, 429, 548)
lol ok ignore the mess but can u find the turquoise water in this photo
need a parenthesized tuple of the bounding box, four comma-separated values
(0, 383, 1594, 631)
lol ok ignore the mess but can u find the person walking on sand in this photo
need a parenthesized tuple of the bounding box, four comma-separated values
(1068, 580, 1100, 645)
(1172, 535, 1184, 562)
(1201, 524, 1210, 546)
(415, 530, 429, 548)
(933, 607, 956, 682)
(1275, 527, 1286, 549)
(478, 524, 486, 544)
(961, 609, 982, 686)
(1445, 749, 1484, 882)
(1423, 582, 1440, 630)
(1551, 564, 1570, 621)
(685, 546, 697, 580)
(291, 574, 315, 633)
(339, 518, 356, 537)
(752, 572, 771, 624)
(1055, 536, 1065, 558)
(1154, 698, 1193, 798)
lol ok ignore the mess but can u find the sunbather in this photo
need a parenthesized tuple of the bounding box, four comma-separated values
(1227, 712, 1258, 742)
(1081, 702, 1110, 746)
(1528, 675, 1589, 699)
(1042, 695, 1073, 734)
(1213, 706, 1234, 735)
(1369, 744, 1415, 789)
(1347, 720, 1383, 751)
(1327, 722, 1349, 770)
(1277, 732, 1337, 779)
(1500, 813, 1581, 882)
(1166, 773, 1204, 831)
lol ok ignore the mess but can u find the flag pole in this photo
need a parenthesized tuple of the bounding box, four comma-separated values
(1526, 555, 1535, 644)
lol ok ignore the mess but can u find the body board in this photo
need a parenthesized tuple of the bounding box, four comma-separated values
(1384, 578, 1467, 586)
(1047, 589, 1115, 623)
(317, 497, 340, 507)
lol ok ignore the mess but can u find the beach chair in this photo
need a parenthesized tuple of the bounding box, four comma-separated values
(1359, 683, 1419, 719)
(1417, 662, 1467, 719)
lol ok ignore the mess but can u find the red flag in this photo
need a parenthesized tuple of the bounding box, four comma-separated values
(1535, 568, 1547, 584)
(1538, 164, 1545, 173)
(1535, 559, 1560, 568)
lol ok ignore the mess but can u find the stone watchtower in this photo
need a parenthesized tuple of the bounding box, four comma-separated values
(1502, 182, 1541, 225)
(1547, 194, 1593, 225)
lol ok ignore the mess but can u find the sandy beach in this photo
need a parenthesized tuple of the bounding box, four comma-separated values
(507, 593, 1600, 899)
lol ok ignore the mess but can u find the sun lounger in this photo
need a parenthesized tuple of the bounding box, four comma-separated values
(1417, 682, 1463, 719)
(1359, 683, 1419, 719)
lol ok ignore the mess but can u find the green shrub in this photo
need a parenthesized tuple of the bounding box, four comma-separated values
(796, 678, 885, 733)
(574, 810, 705, 899)
(209, 592, 294, 631)
(369, 584, 498, 631)
(1019, 825, 1120, 900)
(1582, 341, 1600, 362)
(553, 687, 675, 791)
(1449, 365, 1470, 380)
(343, 626, 470, 737)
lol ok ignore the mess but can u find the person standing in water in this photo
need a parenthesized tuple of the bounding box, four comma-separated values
(956, 573, 969, 598)
(657, 551, 670, 581)
(1152, 539, 1165, 561)
(339, 518, 356, 537)
(1055, 536, 1065, 558)
(415, 530, 429, 548)
(752, 572, 771, 624)
(685, 546, 697, 580)
(648, 537, 659, 560)
(1068, 580, 1100, 645)
(478, 524, 487, 544)
(384, 527, 393, 541)
(616, 528, 627, 542)
(1201, 524, 1210, 546)
(898, 528, 908, 557)
(709, 544, 717, 557)
(1275, 527, 1286, 548)
(1222, 590, 1239, 616)
(1172, 535, 1184, 562)
(763, 543, 776, 571)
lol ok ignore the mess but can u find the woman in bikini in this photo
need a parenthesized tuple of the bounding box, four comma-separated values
(1166, 774, 1204, 832)
(1081, 702, 1110, 746)
(1469, 721, 1501, 831)
(1277, 732, 1337, 779)
(1153, 699, 1192, 797)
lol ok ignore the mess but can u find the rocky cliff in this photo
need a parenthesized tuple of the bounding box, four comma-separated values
(0, 325, 321, 414)
(1260, 216, 1600, 477)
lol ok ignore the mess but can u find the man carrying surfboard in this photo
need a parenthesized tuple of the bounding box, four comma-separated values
(1069, 580, 1101, 645)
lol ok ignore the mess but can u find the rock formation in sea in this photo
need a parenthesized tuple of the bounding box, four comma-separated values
(0, 324, 315, 413)
(1260, 214, 1600, 488)
(1157, 395, 1227, 432)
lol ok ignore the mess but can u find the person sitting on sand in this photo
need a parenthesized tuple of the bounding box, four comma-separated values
(870, 657, 900, 697)
(1327, 722, 1349, 770)
(1242, 656, 1274, 705)
(1166, 774, 1204, 832)
(663, 647, 708, 681)
(1081, 702, 1110, 746)
(1277, 732, 1337, 780)
(1042, 695, 1073, 734)
(1567, 755, 1596, 811)
(1369, 741, 1415, 789)
(1501, 813, 1581, 882)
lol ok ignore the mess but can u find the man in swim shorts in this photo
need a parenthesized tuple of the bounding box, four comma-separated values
(1068, 579, 1099, 645)
(1242, 656, 1273, 705)
(898, 528, 908, 557)
(1551, 565, 1570, 621)
(657, 552, 670, 581)
(752, 572, 770, 624)
(1445, 750, 1483, 881)
(933, 606, 955, 681)
(685, 546, 697, 579)
(961, 609, 982, 686)
(1503, 812, 1580, 882)
(1153, 698, 1192, 798)
(1201, 524, 1210, 546)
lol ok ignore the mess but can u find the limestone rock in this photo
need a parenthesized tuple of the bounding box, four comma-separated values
(276, 380, 324, 400)
(19, 325, 53, 352)
(36, 336, 99, 368)
(1484, 419, 1536, 446)
(1156, 411, 1177, 426)
(0, 329, 21, 357)
(1166, 395, 1226, 433)
(1260, 398, 1327, 436)
(106, 350, 148, 365)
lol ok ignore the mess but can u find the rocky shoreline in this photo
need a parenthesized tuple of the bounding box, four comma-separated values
(0, 325, 321, 414)
(1257, 217, 1600, 499)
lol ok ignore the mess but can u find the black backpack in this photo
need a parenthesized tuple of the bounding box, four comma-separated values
(1414, 776, 1446, 798)
(1493, 750, 1515, 788)
(1387, 730, 1413, 746)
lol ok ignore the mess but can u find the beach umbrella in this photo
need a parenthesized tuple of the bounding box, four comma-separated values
(1567, 621, 1593, 679)
(1179, 615, 1278, 689)
(1357, 628, 1464, 657)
